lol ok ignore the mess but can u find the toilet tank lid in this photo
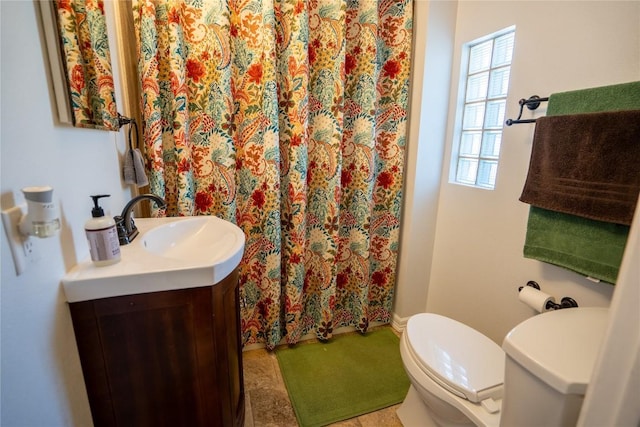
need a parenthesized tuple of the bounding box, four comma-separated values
(406, 313, 505, 403)
(502, 307, 609, 395)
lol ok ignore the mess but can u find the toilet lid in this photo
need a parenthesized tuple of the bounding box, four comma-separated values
(406, 313, 505, 403)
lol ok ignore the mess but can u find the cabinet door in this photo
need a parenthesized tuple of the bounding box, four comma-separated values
(70, 287, 222, 427)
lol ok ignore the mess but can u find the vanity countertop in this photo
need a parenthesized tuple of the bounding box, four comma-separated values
(62, 216, 245, 302)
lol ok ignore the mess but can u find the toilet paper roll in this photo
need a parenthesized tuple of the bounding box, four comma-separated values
(518, 286, 556, 313)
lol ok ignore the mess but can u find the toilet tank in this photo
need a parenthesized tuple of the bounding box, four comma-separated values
(499, 307, 609, 427)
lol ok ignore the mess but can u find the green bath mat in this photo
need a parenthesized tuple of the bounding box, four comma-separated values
(275, 327, 410, 427)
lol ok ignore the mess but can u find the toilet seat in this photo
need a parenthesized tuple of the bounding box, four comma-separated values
(406, 313, 505, 404)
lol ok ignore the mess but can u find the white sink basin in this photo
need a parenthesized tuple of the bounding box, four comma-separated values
(141, 217, 240, 262)
(62, 216, 245, 302)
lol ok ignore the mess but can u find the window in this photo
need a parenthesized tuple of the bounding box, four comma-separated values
(451, 28, 515, 189)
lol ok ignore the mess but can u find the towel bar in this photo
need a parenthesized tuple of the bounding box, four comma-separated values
(505, 95, 549, 126)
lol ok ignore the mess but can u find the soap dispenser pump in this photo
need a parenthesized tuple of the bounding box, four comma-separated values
(85, 195, 121, 266)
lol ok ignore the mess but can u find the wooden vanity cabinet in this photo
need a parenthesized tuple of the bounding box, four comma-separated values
(69, 269, 244, 427)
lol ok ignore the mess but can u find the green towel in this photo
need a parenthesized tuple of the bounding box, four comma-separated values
(547, 81, 640, 116)
(524, 207, 629, 284)
(523, 81, 640, 284)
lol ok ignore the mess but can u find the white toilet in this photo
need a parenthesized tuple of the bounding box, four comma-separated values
(397, 307, 609, 427)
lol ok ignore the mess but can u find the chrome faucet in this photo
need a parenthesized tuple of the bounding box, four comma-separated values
(114, 194, 167, 245)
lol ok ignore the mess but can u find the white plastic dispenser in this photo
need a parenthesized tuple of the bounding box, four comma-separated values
(18, 186, 60, 238)
(85, 195, 121, 266)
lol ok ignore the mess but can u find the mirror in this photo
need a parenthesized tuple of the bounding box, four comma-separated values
(39, 0, 119, 131)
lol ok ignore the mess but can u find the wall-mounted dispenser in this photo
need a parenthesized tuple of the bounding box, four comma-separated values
(1, 186, 61, 275)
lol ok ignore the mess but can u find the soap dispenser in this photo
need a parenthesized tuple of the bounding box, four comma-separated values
(85, 195, 121, 266)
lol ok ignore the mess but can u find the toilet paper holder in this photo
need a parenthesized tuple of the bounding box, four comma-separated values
(518, 281, 579, 310)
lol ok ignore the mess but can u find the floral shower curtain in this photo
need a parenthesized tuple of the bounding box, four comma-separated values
(133, 0, 413, 349)
(55, 0, 119, 130)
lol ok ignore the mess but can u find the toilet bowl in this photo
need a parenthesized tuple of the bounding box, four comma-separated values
(397, 308, 609, 427)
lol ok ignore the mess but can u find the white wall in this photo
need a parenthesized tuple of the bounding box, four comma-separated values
(394, 0, 457, 322)
(0, 2, 130, 425)
(579, 200, 640, 426)
(426, 1, 639, 344)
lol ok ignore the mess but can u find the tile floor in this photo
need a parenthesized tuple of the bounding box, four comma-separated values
(242, 327, 404, 427)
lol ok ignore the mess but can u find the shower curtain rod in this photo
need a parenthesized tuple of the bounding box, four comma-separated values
(505, 95, 549, 126)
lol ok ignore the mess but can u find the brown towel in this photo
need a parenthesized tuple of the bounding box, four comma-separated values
(520, 109, 640, 225)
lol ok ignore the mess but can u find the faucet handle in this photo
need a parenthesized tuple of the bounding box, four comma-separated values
(114, 215, 138, 245)
(129, 217, 138, 234)
(114, 215, 127, 245)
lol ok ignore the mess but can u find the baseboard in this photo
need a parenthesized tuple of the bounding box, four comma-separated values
(392, 312, 409, 332)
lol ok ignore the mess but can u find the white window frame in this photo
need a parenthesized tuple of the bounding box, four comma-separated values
(450, 26, 516, 190)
